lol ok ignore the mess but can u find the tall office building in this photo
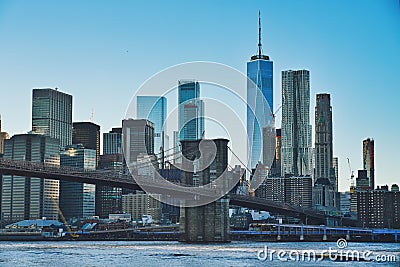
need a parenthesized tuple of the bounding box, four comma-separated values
(333, 157, 339, 190)
(1, 134, 60, 221)
(262, 126, 275, 172)
(363, 138, 375, 190)
(0, 116, 6, 210)
(254, 163, 273, 199)
(178, 80, 204, 141)
(59, 144, 96, 219)
(137, 96, 167, 155)
(247, 12, 274, 170)
(122, 119, 154, 165)
(0, 115, 9, 156)
(351, 169, 372, 212)
(314, 94, 334, 186)
(261, 176, 312, 208)
(32, 88, 72, 149)
(255, 163, 312, 209)
(96, 127, 124, 218)
(183, 101, 204, 140)
(313, 93, 337, 209)
(339, 191, 351, 214)
(173, 131, 181, 165)
(96, 154, 123, 218)
(281, 70, 311, 177)
(103, 127, 122, 154)
(72, 122, 100, 166)
(273, 129, 282, 177)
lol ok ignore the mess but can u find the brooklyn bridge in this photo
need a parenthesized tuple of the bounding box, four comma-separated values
(0, 159, 355, 222)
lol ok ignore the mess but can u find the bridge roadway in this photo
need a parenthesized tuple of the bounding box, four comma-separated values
(0, 158, 353, 224)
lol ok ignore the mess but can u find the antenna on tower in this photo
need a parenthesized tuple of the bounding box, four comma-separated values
(90, 109, 95, 122)
(258, 10, 262, 57)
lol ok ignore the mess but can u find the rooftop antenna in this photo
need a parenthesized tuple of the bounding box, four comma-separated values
(90, 109, 95, 122)
(258, 10, 262, 57)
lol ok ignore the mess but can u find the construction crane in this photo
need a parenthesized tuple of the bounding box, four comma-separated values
(270, 105, 282, 120)
(50, 196, 79, 239)
(347, 158, 355, 196)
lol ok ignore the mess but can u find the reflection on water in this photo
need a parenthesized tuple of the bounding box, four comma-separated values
(0, 241, 398, 267)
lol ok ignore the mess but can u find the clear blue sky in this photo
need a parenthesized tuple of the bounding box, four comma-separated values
(0, 0, 399, 192)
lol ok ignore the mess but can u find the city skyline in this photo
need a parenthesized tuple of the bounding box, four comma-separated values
(0, 1, 399, 191)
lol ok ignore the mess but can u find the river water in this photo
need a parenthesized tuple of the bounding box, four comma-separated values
(0, 241, 399, 266)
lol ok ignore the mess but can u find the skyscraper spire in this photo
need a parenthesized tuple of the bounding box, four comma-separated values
(258, 10, 262, 57)
(250, 10, 269, 61)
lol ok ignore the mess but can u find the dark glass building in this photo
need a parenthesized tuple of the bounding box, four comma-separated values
(103, 127, 122, 155)
(96, 154, 124, 218)
(72, 122, 100, 166)
(32, 88, 72, 150)
(59, 144, 96, 219)
(122, 119, 154, 165)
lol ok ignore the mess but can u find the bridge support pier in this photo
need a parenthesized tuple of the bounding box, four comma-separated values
(323, 227, 327, 241)
(179, 197, 230, 243)
(300, 225, 304, 241)
(179, 139, 230, 243)
(277, 224, 281, 241)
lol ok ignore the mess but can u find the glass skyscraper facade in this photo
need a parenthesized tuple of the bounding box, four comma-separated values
(97, 153, 123, 218)
(122, 119, 154, 164)
(103, 127, 122, 155)
(32, 88, 73, 150)
(72, 122, 100, 166)
(96, 128, 124, 218)
(173, 130, 181, 165)
(59, 144, 96, 219)
(281, 70, 312, 177)
(1, 134, 60, 221)
(246, 15, 274, 170)
(178, 80, 204, 141)
(137, 96, 167, 155)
